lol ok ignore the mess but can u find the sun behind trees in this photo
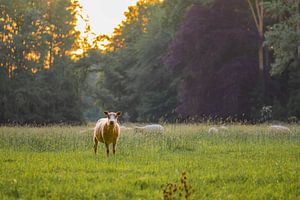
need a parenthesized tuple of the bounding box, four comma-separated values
(0, 0, 86, 124)
(0, 0, 82, 75)
(86, 0, 299, 122)
(0, 0, 299, 124)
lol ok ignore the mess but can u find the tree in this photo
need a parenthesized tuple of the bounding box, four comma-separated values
(263, 0, 300, 120)
(130, 0, 194, 121)
(165, 0, 259, 120)
(94, 0, 162, 121)
(93, 0, 196, 121)
(0, 0, 85, 124)
(264, 0, 300, 75)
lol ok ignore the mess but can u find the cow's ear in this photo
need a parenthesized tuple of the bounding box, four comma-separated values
(104, 111, 109, 116)
(116, 111, 122, 116)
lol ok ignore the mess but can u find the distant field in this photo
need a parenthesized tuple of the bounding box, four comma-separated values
(0, 124, 299, 199)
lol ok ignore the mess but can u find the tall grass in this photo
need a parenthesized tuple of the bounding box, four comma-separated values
(0, 124, 299, 199)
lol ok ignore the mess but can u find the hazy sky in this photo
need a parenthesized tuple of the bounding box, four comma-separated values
(77, 0, 138, 36)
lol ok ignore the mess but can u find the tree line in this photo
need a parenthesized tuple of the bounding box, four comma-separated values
(0, 0, 299, 124)
(0, 0, 84, 124)
(87, 0, 299, 122)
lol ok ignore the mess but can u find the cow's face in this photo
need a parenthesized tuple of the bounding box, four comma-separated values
(104, 111, 122, 126)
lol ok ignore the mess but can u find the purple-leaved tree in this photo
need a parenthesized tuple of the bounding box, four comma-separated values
(165, 0, 260, 120)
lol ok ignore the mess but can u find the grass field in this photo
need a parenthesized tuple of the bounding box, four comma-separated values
(0, 124, 299, 199)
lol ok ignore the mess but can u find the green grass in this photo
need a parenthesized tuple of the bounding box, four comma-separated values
(0, 124, 299, 199)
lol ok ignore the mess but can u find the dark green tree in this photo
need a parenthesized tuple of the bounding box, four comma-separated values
(264, 0, 300, 120)
(0, 0, 85, 124)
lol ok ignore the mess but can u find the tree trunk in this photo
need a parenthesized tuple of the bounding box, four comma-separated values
(297, 0, 300, 57)
(247, 0, 264, 74)
(258, 34, 264, 75)
(49, 40, 53, 68)
(258, 0, 264, 75)
(6, 64, 10, 78)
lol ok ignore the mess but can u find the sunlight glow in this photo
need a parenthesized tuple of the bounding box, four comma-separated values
(76, 0, 139, 36)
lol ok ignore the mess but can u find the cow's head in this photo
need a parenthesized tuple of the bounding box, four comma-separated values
(104, 111, 122, 126)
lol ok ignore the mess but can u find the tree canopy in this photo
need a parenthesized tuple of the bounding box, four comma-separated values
(0, 0, 84, 124)
(0, 0, 299, 124)
(165, 0, 259, 120)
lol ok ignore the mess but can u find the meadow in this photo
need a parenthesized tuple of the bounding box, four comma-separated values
(0, 124, 299, 199)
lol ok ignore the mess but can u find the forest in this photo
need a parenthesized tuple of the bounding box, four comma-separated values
(0, 0, 299, 124)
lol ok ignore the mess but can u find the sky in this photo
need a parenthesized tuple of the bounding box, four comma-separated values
(76, 0, 139, 36)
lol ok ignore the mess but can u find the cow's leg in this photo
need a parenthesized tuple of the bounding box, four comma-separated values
(113, 142, 116, 155)
(105, 143, 109, 157)
(93, 137, 98, 154)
